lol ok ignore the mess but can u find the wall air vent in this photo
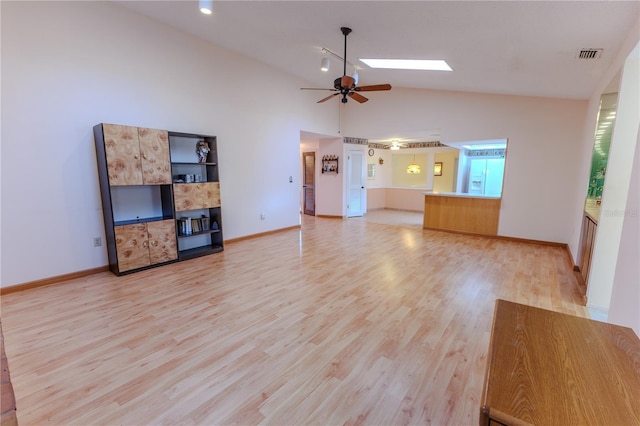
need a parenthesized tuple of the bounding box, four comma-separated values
(577, 49, 603, 60)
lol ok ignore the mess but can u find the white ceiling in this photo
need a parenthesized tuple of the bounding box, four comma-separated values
(116, 0, 637, 145)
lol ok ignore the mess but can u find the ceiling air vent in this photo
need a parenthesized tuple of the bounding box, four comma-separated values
(577, 48, 603, 60)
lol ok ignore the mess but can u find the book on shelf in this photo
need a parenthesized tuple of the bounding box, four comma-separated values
(191, 218, 200, 233)
(178, 216, 214, 235)
(179, 216, 192, 236)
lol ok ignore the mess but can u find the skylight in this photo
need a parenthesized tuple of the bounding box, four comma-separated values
(359, 59, 452, 71)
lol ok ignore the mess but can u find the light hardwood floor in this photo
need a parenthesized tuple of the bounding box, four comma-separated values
(1, 212, 587, 425)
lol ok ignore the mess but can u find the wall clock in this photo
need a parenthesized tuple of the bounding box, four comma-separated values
(368, 148, 374, 157)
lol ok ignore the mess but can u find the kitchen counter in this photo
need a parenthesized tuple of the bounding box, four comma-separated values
(424, 191, 501, 200)
(423, 193, 501, 235)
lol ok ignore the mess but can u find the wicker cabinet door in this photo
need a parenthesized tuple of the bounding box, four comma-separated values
(173, 182, 221, 212)
(114, 223, 150, 272)
(103, 123, 143, 186)
(147, 219, 178, 264)
(138, 127, 172, 184)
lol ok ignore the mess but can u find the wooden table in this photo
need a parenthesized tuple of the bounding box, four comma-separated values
(480, 299, 640, 425)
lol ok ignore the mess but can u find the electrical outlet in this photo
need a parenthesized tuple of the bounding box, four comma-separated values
(93, 237, 102, 247)
(260, 212, 266, 220)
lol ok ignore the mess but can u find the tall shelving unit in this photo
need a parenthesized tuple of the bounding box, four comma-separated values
(94, 123, 223, 275)
(169, 132, 224, 260)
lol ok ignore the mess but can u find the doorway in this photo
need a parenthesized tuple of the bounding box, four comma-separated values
(302, 151, 315, 216)
(346, 149, 366, 217)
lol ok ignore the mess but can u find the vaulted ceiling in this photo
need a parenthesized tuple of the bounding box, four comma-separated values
(117, 1, 637, 144)
(118, 1, 637, 99)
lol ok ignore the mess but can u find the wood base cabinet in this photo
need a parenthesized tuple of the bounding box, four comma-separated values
(114, 220, 177, 272)
(102, 123, 172, 186)
(578, 213, 597, 302)
(95, 124, 223, 275)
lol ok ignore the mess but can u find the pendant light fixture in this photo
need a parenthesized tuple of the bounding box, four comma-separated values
(407, 154, 421, 174)
(199, 0, 213, 15)
(320, 56, 330, 72)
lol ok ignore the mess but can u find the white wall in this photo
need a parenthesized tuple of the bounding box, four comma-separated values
(0, 1, 336, 287)
(367, 149, 393, 189)
(608, 128, 640, 335)
(568, 16, 639, 332)
(316, 138, 343, 216)
(587, 39, 640, 313)
(343, 89, 588, 247)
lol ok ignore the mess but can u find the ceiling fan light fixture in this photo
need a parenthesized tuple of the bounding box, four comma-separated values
(320, 56, 330, 72)
(390, 145, 400, 151)
(199, 0, 213, 15)
(302, 28, 391, 105)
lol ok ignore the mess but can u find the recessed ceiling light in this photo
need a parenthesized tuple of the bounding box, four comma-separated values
(360, 59, 452, 71)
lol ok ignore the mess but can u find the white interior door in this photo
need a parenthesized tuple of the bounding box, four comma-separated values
(347, 150, 365, 217)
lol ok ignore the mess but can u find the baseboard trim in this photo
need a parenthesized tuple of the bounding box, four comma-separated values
(316, 215, 343, 219)
(0, 266, 110, 295)
(225, 225, 301, 244)
(382, 207, 424, 213)
(422, 226, 567, 247)
(1, 226, 303, 295)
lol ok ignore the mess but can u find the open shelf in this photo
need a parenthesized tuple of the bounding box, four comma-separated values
(114, 215, 173, 226)
(178, 245, 224, 261)
(177, 229, 221, 239)
(171, 162, 217, 166)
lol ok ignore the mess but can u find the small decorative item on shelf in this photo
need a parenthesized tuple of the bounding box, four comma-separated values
(201, 215, 209, 230)
(196, 140, 210, 163)
(211, 220, 219, 230)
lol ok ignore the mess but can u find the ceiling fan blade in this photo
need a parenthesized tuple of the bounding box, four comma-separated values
(341, 75, 355, 88)
(348, 92, 369, 103)
(301, 88, 338, 91)
(317, 93, 339, 103)
(354, 84, 392, 92)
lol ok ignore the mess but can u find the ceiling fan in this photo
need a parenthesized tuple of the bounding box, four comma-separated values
(389, 140, 408, 150)
(301, 27, 392, 104)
